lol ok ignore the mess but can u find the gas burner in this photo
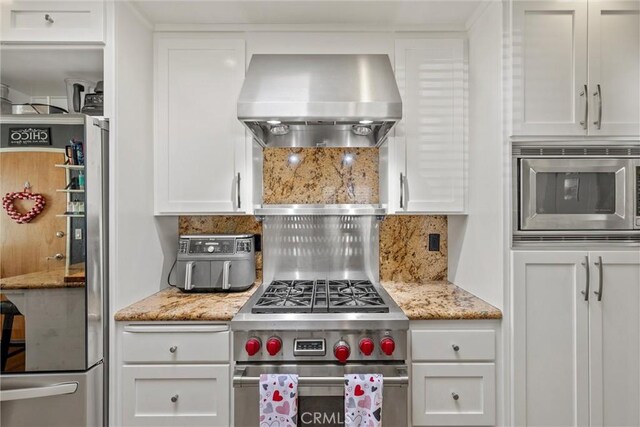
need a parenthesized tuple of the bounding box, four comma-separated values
(251, 279, 389, 314)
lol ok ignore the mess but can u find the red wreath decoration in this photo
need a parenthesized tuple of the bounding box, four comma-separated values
(2, 185, 46, 224)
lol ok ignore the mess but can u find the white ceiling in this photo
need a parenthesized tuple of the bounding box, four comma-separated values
(133, 0, 487, 27)
(0, 48, 103, 97)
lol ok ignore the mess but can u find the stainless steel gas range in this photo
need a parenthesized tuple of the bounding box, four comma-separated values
(231, 216, 409, 426)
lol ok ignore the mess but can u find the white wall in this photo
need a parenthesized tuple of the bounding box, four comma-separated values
(448, 1, 503, 309)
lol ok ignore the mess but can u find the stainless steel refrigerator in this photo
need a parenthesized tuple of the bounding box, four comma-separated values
(0, 114, 108, 427)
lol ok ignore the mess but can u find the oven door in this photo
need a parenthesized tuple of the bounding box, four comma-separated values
(233, 364, 408, 427)
(520, 158, 635, 230)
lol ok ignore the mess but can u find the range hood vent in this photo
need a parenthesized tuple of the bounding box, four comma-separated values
(238, 54, 402, 147)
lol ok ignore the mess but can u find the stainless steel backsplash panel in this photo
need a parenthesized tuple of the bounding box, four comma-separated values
(262, 216, 379, 283)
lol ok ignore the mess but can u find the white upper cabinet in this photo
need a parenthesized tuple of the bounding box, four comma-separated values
(513, 0, 640, 136)
(512, 1, 589, 136)
(0, 1, 105, 44)
(154, 35, 249, 214)
(587, 0, 640, 136)
(393, 39, 465, 213)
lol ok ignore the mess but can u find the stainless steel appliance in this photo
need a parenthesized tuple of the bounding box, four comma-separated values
(81, 81, 104, 116)
(513, 143, 640, 244)
(175, 234, 256, 292)
(64, 79, 96, 114)
(0, 114, 108, 426)
(238, 54, 402, 147)
(232, 216, 409, 426)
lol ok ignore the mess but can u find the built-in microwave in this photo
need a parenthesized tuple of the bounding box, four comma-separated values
(513, 144, 640, 244)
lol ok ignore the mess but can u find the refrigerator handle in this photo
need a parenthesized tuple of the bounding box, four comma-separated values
(0, 382, 78, 402)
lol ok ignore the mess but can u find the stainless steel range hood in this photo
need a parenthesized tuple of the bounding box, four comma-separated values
(238, 54, 402, 147)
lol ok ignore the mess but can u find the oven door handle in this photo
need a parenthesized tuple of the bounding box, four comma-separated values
(233, 367, 409, 387)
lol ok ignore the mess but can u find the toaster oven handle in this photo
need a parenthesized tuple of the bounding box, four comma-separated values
(222, 260, 231, 290)
(184, 261, 195, 291)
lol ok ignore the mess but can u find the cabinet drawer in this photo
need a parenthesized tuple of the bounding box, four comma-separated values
(412, 363, 496, 426)
(412, 330, 495, 361)
(0, 1, 104, 43)
(122, 324, 229, 363)
(121, 364, 230, 427)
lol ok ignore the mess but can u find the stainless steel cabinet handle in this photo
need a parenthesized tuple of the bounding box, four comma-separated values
(169, 346, 177, 353)
(452, 344, 460, 352)
(56, 231, 65, 238)
(399, 173, 404, 209)
(44, 14, 54, 24)
(579, 84, 588, 129)
(0, 382, 78, 402)
(580, 256, 590, 301)
(452, 392, 460, 401)
(46, 253, 65, 260)
(594, 256, 604, 301)
(593, 84, 602, 130)
(237, 173, 241, 209)
(171, 394, 179, 403)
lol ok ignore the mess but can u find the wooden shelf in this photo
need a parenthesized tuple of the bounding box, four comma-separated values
(56, 189, 85, 193)
(54, 164, 84, 171)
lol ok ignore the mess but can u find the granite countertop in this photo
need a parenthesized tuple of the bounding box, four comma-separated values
(381, 281, 502, 320)
(114, 280, 501, 322)
(114, 282, 260, 321)
(0, 266, 85, 290)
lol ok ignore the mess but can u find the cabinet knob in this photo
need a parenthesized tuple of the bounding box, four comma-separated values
(171, 394, 179, 403)
(169, 346, 177, 353)
(451, 392, 460, 401)
(452, 344, 460, 352)
(44, 14, 54, 24)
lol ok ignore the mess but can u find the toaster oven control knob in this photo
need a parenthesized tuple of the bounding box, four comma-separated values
(380, 337, 396, 356)
(334, 341, 351, 363)
(245, 338, 261, 356)
(266, 337, 282, 356)
(207, 246, 215, 253)
(359, 338, 375, 356)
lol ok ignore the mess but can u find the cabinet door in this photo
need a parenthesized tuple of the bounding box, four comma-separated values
(512, 251, 590, 426)
(412, 363, 495, 426)
(394, 39, 465, 213)
(121, 364, 230, 426)
(589, 251, 640, 427)
(512, 1, 588, 136)
(154, 36, 247, 214)
(587, 1, 640, 136)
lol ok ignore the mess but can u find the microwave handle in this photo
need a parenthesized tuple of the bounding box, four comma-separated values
(184, 261, 195, 291)
(222, 261, 231, 290)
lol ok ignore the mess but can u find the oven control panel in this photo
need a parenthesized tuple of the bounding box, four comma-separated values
(294, 339, 326, 356)
(636, 166, 640, 229)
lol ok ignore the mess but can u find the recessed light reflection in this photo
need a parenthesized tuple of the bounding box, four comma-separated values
(359, 120, 373, 124)
(288, 153, 301, 165)
(267, 120, 281, 125)
(343, 153, 355, 166)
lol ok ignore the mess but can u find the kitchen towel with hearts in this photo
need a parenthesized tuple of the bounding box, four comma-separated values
(259, 374, 298, 427)
(344, 374, 383, 427)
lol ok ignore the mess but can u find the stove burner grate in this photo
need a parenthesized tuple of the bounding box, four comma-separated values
(251, 279, 389, 313)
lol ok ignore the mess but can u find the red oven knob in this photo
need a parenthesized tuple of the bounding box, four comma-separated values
(266, 337, 282, 356)
(380, 337, 396, 356)
(359, 338, 375, 356)
(334, 341, 351, 363)
(245, 338, 261, 356)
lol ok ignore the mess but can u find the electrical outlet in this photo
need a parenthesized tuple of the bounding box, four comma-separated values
(75, 229, 83, 240)
(428, 233, 440, 251)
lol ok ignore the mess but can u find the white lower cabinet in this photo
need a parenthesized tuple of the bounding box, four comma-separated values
(411, 321, 499, 426)
(116, 323, 231, 426)
(121, 365, 230, 427)
(513, 250, 640, 427)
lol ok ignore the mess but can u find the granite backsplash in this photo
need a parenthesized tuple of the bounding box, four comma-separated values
(179, 215, 447, 282)
(263, 147, 379, 204)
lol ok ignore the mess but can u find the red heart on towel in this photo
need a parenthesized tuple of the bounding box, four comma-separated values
(354, 385, 365, 396)
(370, 377, 374, 382)
(289, 383, 294, 388)
(273, 390, 284, 401)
